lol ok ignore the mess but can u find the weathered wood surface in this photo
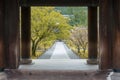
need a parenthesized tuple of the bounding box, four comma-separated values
(113, 0, 120, 71)
(4, 0, 20, 69)
(0, 0, 6, 68)
(88, 7, 97, 59)
(21, 7, 31, 59)
(99, 0, 114, 70)
(20, 0, 99, 6)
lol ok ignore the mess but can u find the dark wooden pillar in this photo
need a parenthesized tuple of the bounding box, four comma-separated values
(21, 7, 32, 64)
(112, 0, 120, 72)
(87, 7, 98, 64)
(0, 0, 6, 71)
(99, 0, 113, 70)
(4, 0, 20, 69)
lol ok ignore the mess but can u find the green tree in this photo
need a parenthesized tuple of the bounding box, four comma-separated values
(31, 7, 71, 57)
(55, 7, 88, 26)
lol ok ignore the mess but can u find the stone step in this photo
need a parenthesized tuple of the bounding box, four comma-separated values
(0, 72, 7, 80)
(5, 69, 108, 80)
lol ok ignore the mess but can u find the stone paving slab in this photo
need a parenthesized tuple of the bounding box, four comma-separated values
(5, 69, 108, 80)
(19, 59, 98, 71)
(0, 72, 7, 80)
(108, 72, 120, 80)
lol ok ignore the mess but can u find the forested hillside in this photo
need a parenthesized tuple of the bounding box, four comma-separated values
(55, 7, 88, 26)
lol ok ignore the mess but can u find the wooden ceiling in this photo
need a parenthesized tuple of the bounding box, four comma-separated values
(20, 0, 99, 6)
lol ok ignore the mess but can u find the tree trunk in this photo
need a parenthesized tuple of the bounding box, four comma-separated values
(32, 39, 41, 57)
(32, 47, 36, 56)
(32, 41, 36, 56)
(77, 45, 81, 54)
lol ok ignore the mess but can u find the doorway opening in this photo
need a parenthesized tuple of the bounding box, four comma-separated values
(20, 6, 99, 71)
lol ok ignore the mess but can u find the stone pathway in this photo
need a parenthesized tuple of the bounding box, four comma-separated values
(19, 59, 98, 70)
(19, 41, 98, 71)
(39, 41, 79, 59)
(63, 42, 80, 59)
(50, 42, 70, 59)
(38, 42, 56, 59)
(1, 41, 109, 80)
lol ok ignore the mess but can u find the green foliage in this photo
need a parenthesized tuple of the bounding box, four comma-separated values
(55, 7, 88, 26)
(31, 7, 71, 57)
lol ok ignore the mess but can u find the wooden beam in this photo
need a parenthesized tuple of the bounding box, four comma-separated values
(4, 0, 20, 69)
(21, 7, 31, 59)
(21, 7, 32, 64)
(0, 0, 6, 69)
(99, 0, 113, 70)
(113, 0, 120, 72)
(87, 7, 98, 64)
(20, 0, 99, 6)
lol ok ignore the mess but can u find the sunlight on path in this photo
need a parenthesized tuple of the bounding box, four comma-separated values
(50, 42, 70, 59)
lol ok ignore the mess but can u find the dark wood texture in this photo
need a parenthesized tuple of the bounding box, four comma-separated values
(88, 7, 97, 59)
(4, 0, 20, 69)
(20, 0, 99, 6)
(113, 0, 120, 70)
(99, 0, 114, 70)
(21, 7, 31, 59)
(0, 0, 6, 68)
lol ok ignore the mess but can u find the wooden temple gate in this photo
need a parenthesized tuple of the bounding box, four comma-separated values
(0, 0, 120, 72)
